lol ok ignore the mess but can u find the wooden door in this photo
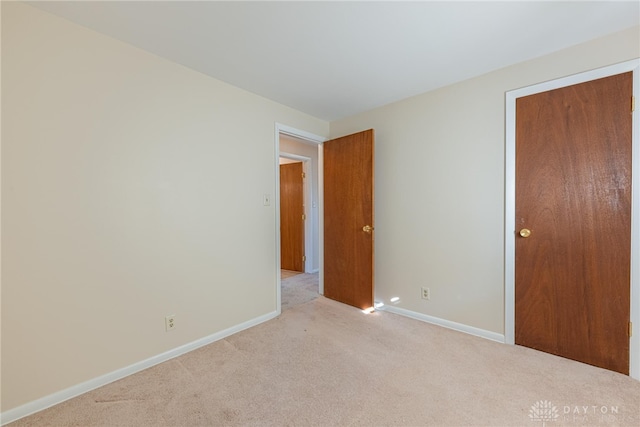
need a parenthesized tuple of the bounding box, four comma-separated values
(280, 162, 305, 272)
(324, 129, 374, 309)
(515, 73, 632, 374)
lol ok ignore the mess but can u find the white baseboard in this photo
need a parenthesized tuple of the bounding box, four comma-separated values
(0, 311, 279, 426)
(380, 305, 505, 344)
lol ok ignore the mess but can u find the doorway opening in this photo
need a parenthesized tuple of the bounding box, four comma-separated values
(275, 124, 326, 314)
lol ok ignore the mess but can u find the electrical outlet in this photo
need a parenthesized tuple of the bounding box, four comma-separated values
(165, 315, 176, 331)
(421, 287, 430, 300)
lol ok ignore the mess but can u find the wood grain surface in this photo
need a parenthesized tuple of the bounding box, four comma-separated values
(515, 72, 632, 374)
(323, 129, 374, 309)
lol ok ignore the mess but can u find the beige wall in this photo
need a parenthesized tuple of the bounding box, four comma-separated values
(1, 3, 328, 411)
(331, 26, 640, 335)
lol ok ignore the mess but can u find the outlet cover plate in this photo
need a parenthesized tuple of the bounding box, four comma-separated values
(165, 315, 176, 331)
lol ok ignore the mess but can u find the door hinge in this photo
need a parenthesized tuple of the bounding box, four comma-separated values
(302, 172, 306, 179)
(302, 214, 306, 220)
(629, 321, 633, 338)
(302, 255, 306, 262)
(632, 96, 635, 113)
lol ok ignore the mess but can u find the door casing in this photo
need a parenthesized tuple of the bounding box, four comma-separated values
(505, 59, 640, 379)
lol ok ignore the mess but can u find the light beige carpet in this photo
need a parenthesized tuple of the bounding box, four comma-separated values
(281, 270, 304, 280)
(8, 294, 640, 426)
(281, 272, 319, 311)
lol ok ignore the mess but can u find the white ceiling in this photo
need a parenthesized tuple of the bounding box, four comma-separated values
(28, 1, 640, 122)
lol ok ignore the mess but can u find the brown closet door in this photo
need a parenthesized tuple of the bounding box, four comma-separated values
(515, 73, 632, 374)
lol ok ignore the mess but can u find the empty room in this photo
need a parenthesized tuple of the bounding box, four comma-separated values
(2, 1, 640, 426)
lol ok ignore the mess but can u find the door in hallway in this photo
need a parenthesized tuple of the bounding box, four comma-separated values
(515, 72, 632, 374)
(323, 129, 374, 310)
(280, 162, 305, 272)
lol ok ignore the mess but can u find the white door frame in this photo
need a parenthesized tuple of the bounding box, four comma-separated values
(279, 152, 313, 273)
(504, 59, 640, 379)
(275, 123, 326, 315)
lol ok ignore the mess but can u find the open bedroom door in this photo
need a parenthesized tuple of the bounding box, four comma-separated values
(323, 129, 374, 310)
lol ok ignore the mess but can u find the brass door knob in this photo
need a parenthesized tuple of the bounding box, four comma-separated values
(519, 228, 531, 238)
(362, 225, 374, 233)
